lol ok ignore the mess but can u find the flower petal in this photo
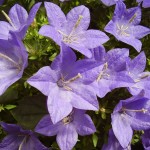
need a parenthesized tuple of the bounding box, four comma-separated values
(57, 124, 78, 150)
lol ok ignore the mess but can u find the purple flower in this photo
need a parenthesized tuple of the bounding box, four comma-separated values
(104, 1, 150, 52)
(137, 0, 150, 8)
(79, 46, 134, 97)
(101, 0, 124, 6)
(142, 130, 150, 150)
(0, 33, 28, 95)
(0, 122, 49, 150)
(102, 129, 131, 150)
(111, 94, 150, 148)
(35, 109, 96, 150)
(0, 2, 41, 40)
(126, 52, 150, 98)
(39, 2, 109, 58)
(27, 43, 99, 124)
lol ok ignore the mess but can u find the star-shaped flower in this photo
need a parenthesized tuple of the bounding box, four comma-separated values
(0, 2, 41, 40)
(104, 1, 150, 52)
(0, 33, 28, 95)
(0, 122, 49, 150)
(39, 2, 109, 58)
(111, 94, 150, 148)
(27, 43, 99, 124)
(35, 109, 96, 150)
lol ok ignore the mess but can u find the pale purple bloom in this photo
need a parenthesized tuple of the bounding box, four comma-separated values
(35, 109, 96, 150)
(0, 122, 49, 150)
(101, 0, 124, 6)
(0, 33, 28, 95)
(39, 2, 109, 58)
(0, 2, 41, 40)
(104, 1, 150, 52)
(111, 94, 150, 148)
(79, 46, 134, 98)
(102, 129, 131, 150)
(137, 0, 150, 8)
(27, 43, 99, 124)
(142, 130, 150, 150)
(126, 52, 150, 99)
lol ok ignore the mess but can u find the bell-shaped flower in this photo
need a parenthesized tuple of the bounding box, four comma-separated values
(35, 109, 96, 150)
(0, 33, 28, 95)
(27, 43, 99, 124)
(0, 2, 41, 40)
(0, 122, 49, 150)
(104, 1, 150, 52)
(102, 129, 131, 150)
(111, 94, 150, 149)
(39, 2, 109, 58)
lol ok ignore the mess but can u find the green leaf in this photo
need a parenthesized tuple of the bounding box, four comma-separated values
(92, 134, 98, 147)
(0, 88, 18, 104)
(4, 105, 16, 110)
(11, 95, 48, 129)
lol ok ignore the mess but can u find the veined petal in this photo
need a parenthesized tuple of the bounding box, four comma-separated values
(9, 4, 28, 30)
(27, 2, 42, 25)
(39, 25, 61, 45)
(44, 2, 66, 28)
(132, 25, 150, 39)
(111, 113, 133, 148)
(0, 135, 23, 150)
(0, 21, 13, 40)
(47, 88, 73, 124)
(51, 43, 76, 76)
(69, 43, 92, 58)
(35, 115, 61, 136)
(126, 51, 146, 75)
(73, 111, 96, 135)
(119, 36, 142, 52)
(57, 124, 78, 150)
(27, 66, 59, 96)
(81, 29, 109, 49)
(143, 0, 150, 8)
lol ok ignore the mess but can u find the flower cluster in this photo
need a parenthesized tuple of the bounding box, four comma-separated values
(0, 0, 150, 150)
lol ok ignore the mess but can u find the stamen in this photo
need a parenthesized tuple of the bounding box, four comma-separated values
(1, 10, 16, 29)
(74, 15, 83, 29)
(129, 13, 137, 24)
(140, 74, 150, 79)
(64, 73, 82, 84)
(134, 79, 140, 83)
(122, 107, 148, 114)
(57, 73, 81, 91)
(116, 23, 130, 37)
(97, 63, 108, 81)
